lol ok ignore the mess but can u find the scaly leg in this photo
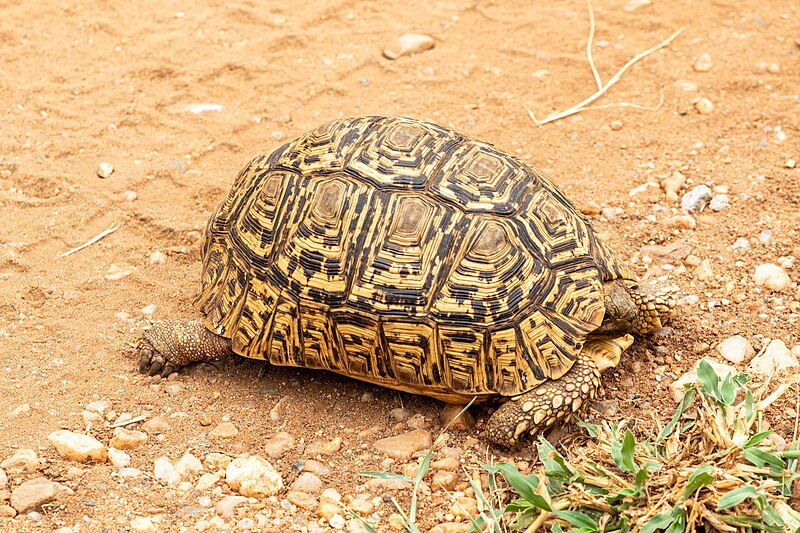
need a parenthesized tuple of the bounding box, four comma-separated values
(137, 319, 232, 377)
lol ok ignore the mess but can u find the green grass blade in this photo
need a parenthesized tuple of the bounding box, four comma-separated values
(718, 486, 763, 510)
(682, 465, 714, 500)
(639, 510, 675, 533)
(346, 509, 381, 533)
(658, 388, 695, 442)
(359, 471, 413, 482)
(553, 510, 598, 531)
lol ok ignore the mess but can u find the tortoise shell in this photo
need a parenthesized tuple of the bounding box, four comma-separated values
(194, 116, 634, 402)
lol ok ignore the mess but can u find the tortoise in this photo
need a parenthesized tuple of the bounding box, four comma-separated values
(137, 116, 677, 448)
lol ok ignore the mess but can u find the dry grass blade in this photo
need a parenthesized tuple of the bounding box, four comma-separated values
(526, 0, 683, 126)
(59, 221, 122, 257)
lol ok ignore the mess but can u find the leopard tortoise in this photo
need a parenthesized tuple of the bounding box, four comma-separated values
(138, 116, 677, 447)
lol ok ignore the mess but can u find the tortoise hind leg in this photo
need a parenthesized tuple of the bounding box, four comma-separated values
(137, 319, 232, 377)
(485, 336, 633, 448)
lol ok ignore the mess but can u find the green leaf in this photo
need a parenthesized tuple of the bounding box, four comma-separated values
(718, 486, 762, 510)
(743, 430, 774, 448)
(745, 389, 755, 424)
(682, 465, 714, 500)
(359, 471, 413, 482)
(743, 447, 785, 471)
(551, 522, 564, 533)
(720, 373, 737, 405)
(346, 509, 381, 533)
(484, 462, 552, 511)
(696, 360, 721, 401)
(664, 508, 686, 533)
(612, 428, 637, 473)
(659, 388, 696, 441)
(577, 421, 599, 438)
(639, 510, 675, 533)
(553, 510, 598, 531)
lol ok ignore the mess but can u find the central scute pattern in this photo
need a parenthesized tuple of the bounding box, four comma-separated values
(194, 116, 631, 402)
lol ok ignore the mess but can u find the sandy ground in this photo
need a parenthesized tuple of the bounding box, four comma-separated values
(1, 0, 799, 531)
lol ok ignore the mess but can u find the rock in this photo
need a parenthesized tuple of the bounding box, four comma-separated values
(320, 487, 342, 505)
(8, 403, 30, 417)
(130, 516, 157, 532)
(373, 430, 432, 460)
(580, 201, 602, 215)
(291, 472, 322, 493)
(48, 431, 107, 463)
(0, 505, 15, 518)
(10, 477, 71, 514)
(302, 459, 331, 476)
(663, 215, 696, 230)
(264, 431, 296, 458)
(208, 421, 239, 438)
(226, 456, 283, 497)
(1, 449, 41, 473)
(86, 399, 112, 415)
(431, 457, 459, 471)
(153, 457, 181, 486)
(716, 336, 755, 364)
(119, 467, 143, 478)
(0, 468, 6, 488)
(684, 254, 701, 267)
(694, 98, 714, 114)
(694, 259, 714, 281)
(610, 119, 623, 131)
(732, 237, 750, 250)
(430, 523, 471, 533)
(149, 251, 166, 266)
(215, 495, 248, 519)
(141, 416, 171, 433)
(432, 470, 458, 491)
(96, 162, 114, 178)
(305, 436, 342, 456)
(175, 452, 204, 479)
(747, 340, 799, 377)
(660, 171, 686, 202)
(383, 33, 434, 60)
(681, 185, 712, 214)
(107, 448, 131, 468)
(330, 513, 346, 529)
(759, 230, 773, 244)
(693, 53, 713, 72)
(195, 472, 221, 491)
(753, 263, 791, 291)
(140, 304, 157, 316)
(641, 242, 693, 262)
(104, 263, 135, 280)
(287, 490, 318, 509)
(203, 452, 232, 470)
(670, 359, 737, 402)
(109, 427, 148, 450)
(440, 404, 475, 431)
(348, 494, 374, 515)
(709, 194, 729, 211)
(449, 496, 478, 519)
(367, 477, 411, 491)
(123, 190, 137, 202)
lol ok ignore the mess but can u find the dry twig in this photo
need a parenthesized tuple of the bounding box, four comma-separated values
(527, 0, 683, 126)
(59, 221, 122, 257)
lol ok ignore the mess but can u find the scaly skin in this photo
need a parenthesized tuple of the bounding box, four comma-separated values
(137, 319, 231, 377)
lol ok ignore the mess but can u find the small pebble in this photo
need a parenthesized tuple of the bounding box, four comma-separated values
(681, 184, 712, 214)
(373, 430, 432, 460)
(10, 478, 70, 514)
(215, 495, 247, 518)
(748, 340, 799, 377)
(1, 449, 41, 473)
(153, 457, 181, 486)
(141, 416, 171, 433)
(440, 404, 474, 431)
(175, 452, 204, 479)
(660, 171, 686, 202)
(209, 421, 239, 438)
(149, 251, 166, 265)
(753, 61, 781, 74)
(609, 119, 623, 131)
(305, 437, 342, 456)
(694, 259, 713, 281)
(108, 448, 131, 468)
(716, 335, 755, 364)
(105, 264, 135, 281)
(48, 431, 107, 463)
(694, 98, 714, 114)
(291, 472, 322, 493)
(226, 456, 283, 497)
(662, 215, 696, 230)
(693, 53, 713, 72)
(753, 263, 791, 291)
(708, 194, 729, 211)
(264, 432, 296, 459)
(675, 79, 698, 92)
(785, 159, 796, 169)
(123, 190, 137, 202)
(580, 201, 602, 215)
(287, 491, 317, 509)
(96, 162, 114, 178)
(383, 33, 434, 60)
(732, 237, 750, 250)
(758, 230, 772, 244)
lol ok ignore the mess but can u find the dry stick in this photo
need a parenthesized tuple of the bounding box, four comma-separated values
(585, 0, 603, 91)
(527, 14, 683, 127)
(59, 222, 122, 257)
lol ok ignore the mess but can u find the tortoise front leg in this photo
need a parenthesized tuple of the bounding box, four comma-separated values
(137, 319, 232, 377)
(485, 336, 632, 448)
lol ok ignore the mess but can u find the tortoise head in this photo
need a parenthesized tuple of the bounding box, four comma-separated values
(594, 279, 678, 337)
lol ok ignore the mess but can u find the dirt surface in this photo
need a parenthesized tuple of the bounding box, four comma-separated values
(1, 0, 799, 531)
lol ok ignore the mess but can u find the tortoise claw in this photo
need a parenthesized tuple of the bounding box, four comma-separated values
(161, 364, 175, 378)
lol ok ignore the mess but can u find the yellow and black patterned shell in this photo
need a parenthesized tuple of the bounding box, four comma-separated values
(195, 116, 634, 402)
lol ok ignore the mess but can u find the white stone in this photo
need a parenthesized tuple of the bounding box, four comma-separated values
(383, 33, 435, 60)
(149, 251, 166, 265)
(96, 162, 114, 178)
(670, 359, 737, 402)
(681, 185, 712, 214)
(694, 98, 714, 114)
(747, 340, 799, 377)
(693, 53, 713, 72)
(48, 431, 107, 463)
(716, 335, 755, 364)
(195, 472, 221, 491)
(226, 456, 283, 498)
(107, 448, 131, 468)
(753, 263, 791, 291)
(85, 399, 112, 415)
(175, 452, 204, 479)
(153, 457, 181, 486)
(130, 516, 157, 532)
(0, 468, 6, 488)
(215, 495, 248, 518)
(109, 427, 148, 450)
